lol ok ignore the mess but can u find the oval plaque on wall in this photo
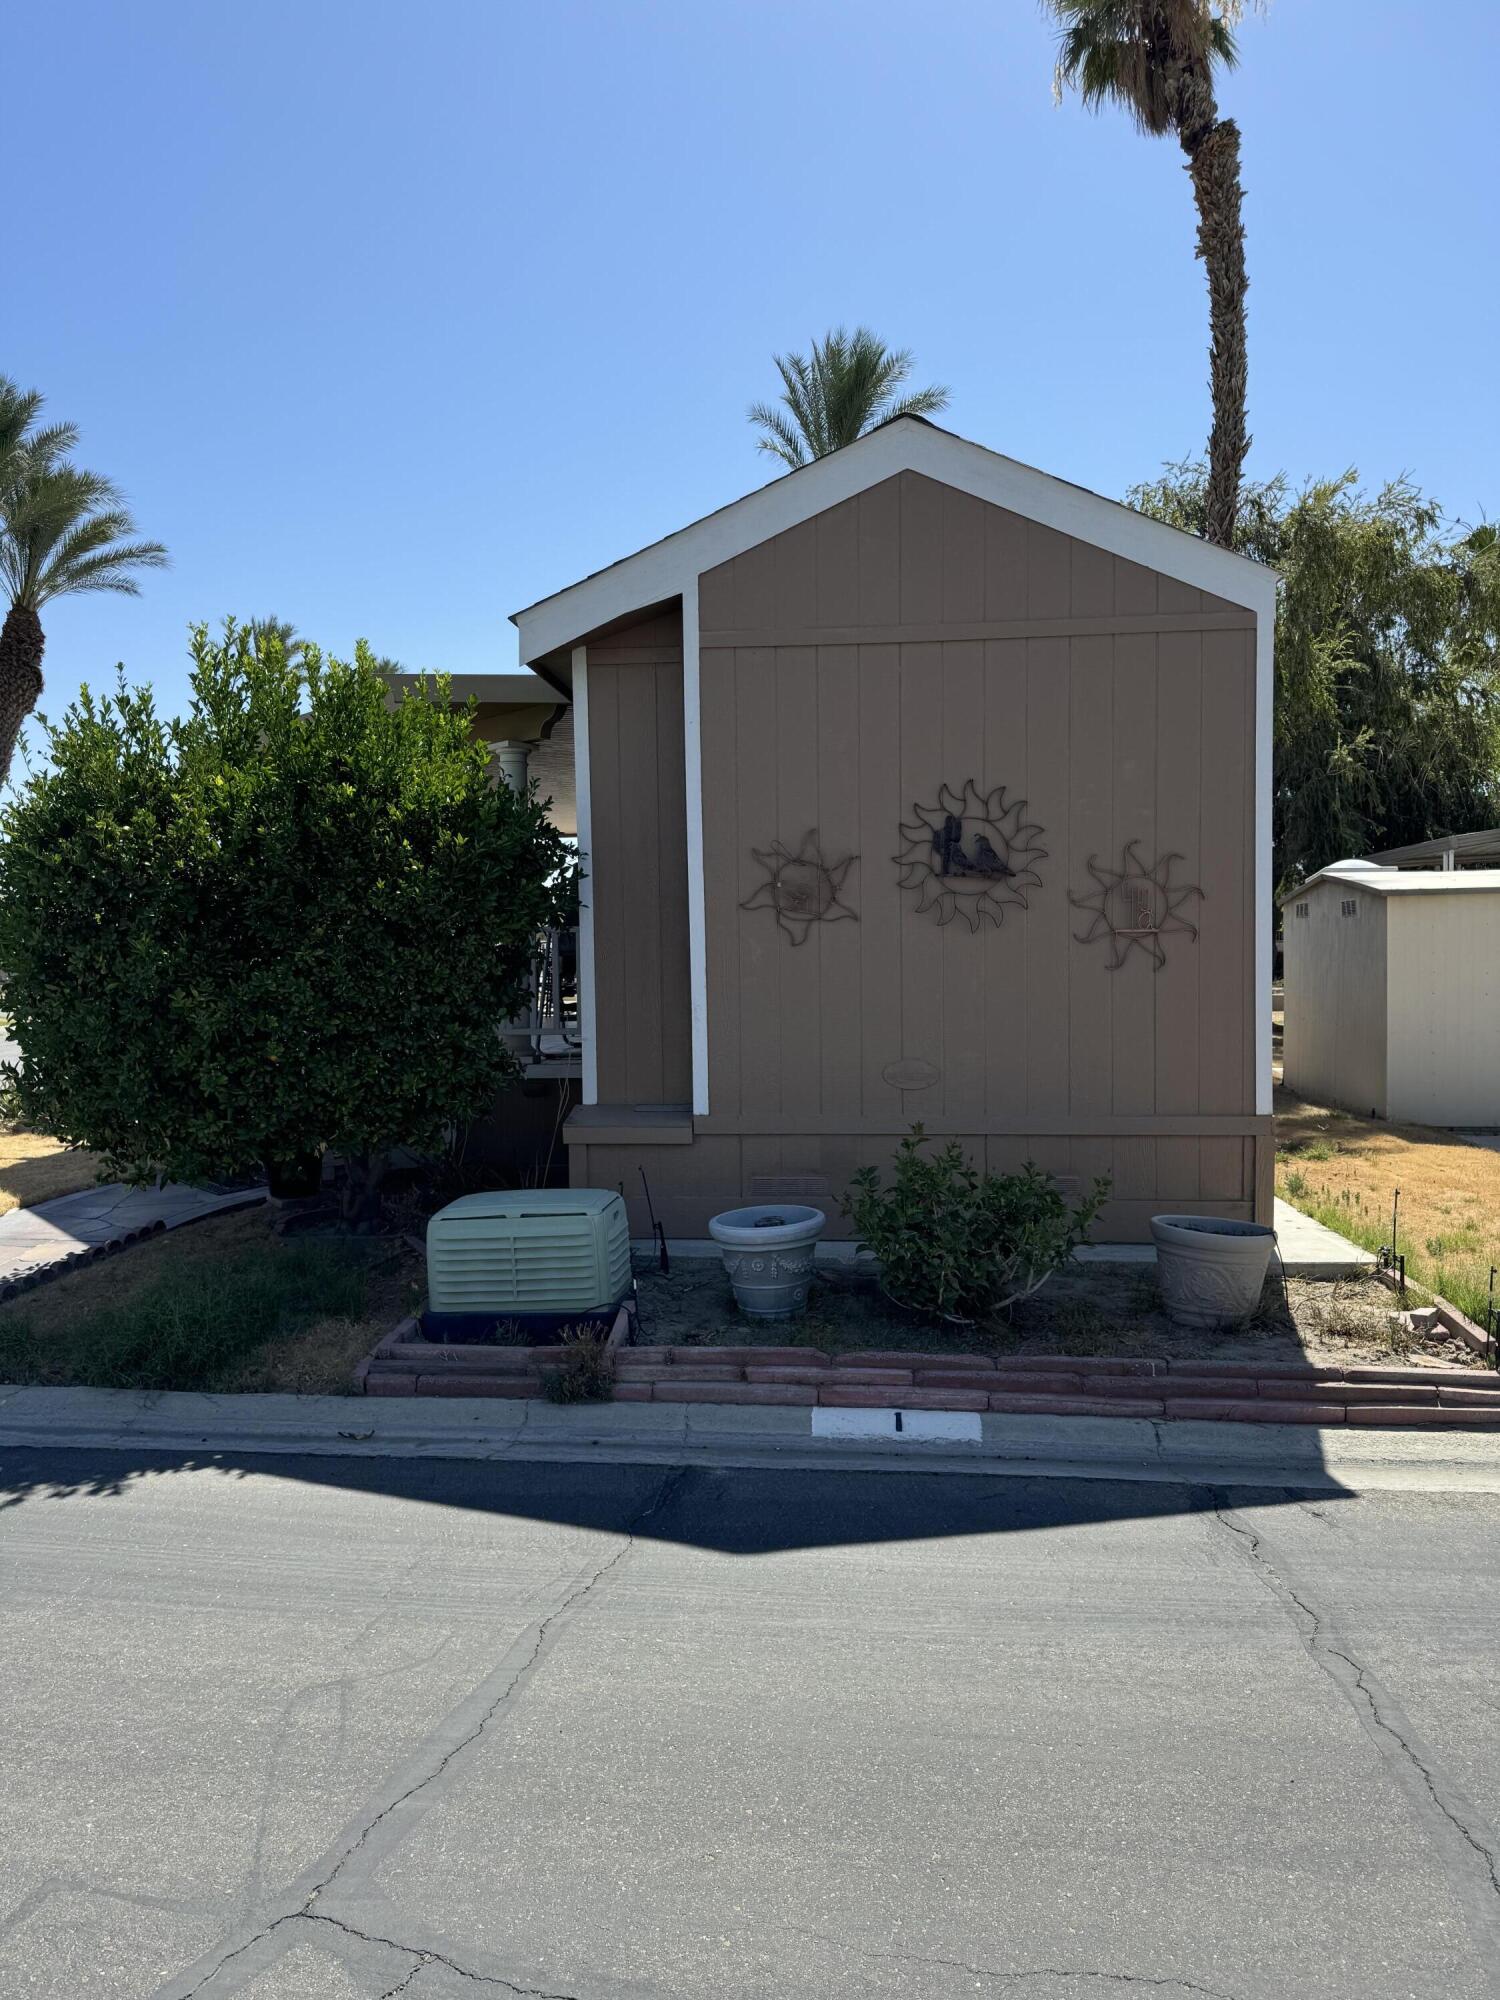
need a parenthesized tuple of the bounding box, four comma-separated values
(882, 1058, 941, 1091)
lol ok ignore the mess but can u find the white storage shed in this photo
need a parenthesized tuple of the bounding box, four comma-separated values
(1281, 860, 1500, 1125)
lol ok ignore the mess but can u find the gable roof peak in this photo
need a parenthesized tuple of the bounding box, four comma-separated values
(512, 417, 1276, 665)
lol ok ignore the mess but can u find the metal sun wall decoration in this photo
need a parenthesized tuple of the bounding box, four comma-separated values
(1070, 841, 1204, 969)
(740, 830, 858, 945)
(894, 781, 1047, 931)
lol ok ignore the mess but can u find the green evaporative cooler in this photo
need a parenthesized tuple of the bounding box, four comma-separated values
(423, 1189, 633, 1343)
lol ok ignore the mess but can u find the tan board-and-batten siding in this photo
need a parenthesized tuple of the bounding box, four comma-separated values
(569, 469, 1269, 1240)
(580, 608, 692, 1106)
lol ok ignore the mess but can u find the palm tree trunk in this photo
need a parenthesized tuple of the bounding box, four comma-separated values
(0, 601, 45, 784)
(1184, 114, 1250, 549)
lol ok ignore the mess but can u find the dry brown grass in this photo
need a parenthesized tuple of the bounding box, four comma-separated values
(1276, 1087, 1500, 1328)
(0, 1128, 101, 1214)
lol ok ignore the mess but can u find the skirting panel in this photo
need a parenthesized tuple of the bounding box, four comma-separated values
(567, 1126, 1274, 1243)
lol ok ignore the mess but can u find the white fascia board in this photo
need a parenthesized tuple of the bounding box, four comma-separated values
(680, 576, 710, 1115)
(512, 419, 1277, 666)
(1255, 611, 1273, 1116)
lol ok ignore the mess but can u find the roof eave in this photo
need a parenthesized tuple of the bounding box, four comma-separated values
(511, 417, 1279, 668)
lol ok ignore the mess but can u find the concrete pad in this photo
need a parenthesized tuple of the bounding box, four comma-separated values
(1273, 1195, 1378, 1277)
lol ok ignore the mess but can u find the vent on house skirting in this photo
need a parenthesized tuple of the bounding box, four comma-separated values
(749, 1175, 832, 1199)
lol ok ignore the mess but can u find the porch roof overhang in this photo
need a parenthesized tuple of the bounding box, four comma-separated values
(385, 670, 576, 834)
(509, 415, 1280, 670)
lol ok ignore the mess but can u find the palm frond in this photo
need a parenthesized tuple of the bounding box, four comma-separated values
(1, 451, 166, 610)
(747, 401, 808, 469)
(1047, 0, 1239, 133)
(35, 544, 167, 597)
(749, 325, 948, 464)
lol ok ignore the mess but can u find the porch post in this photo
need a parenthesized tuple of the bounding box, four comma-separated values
(488, 740, 536, 790)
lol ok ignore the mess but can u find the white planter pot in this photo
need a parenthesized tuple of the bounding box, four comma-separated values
(1150, 1214, 1276, 1331)
(708, 1204, 827, 1319)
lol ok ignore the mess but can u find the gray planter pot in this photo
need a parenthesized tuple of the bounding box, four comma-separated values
(1150, 1214, 1276, 1331)
(708, 1204, 827, 1319)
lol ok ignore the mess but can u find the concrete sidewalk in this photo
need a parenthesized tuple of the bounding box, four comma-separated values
(2, 1379, 1497, 1493)
(0, 1181, 265, 1292)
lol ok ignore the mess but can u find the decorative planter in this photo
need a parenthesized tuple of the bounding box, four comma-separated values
(708, 1204, 827, 1319)
(1150, 1214, 1276, 1331)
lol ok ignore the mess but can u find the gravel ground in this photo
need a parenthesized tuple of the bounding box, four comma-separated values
(632, 1252, 1486, 1372)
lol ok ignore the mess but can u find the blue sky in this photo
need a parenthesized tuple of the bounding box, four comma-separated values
(6, 0, 1497, 738)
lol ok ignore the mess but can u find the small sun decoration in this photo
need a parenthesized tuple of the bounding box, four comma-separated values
(1070, 841, 1203, 969)
(894, 781, 1047, 931)
(740, 831, 858, 946)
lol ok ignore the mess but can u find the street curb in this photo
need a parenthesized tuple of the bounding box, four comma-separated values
(3, 1387, 1500, 1493)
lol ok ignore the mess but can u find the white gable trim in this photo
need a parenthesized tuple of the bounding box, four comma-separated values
(513, 418, 1277, 664)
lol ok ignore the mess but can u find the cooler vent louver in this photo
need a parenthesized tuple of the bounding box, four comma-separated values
(424, 1189, 632, 1338)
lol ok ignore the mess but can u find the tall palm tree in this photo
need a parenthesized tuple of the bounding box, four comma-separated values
(0, 382, 166, 781)
(1048, 1, 1253, 548)
(749, 327, 950, 469)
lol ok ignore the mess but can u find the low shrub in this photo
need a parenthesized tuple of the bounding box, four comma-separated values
(542, 1326, 616, 1403)
(843, 1125, 1108, 1325)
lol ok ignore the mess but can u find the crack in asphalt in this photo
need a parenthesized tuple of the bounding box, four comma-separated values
(780, 1923, 1240, 1996)
(302, 1910, 584, 1995)
(306, 1462, 689, 1898)
(1207, 1491, 1500, 1916)
(166, 1465, 689, 1997)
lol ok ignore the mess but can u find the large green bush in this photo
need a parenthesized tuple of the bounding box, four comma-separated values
(0, 622, 570, 1215)
(844, 1126, 1108, 1324)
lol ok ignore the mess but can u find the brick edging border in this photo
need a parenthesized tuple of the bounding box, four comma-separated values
(358, 1304, 633, 1399)
(360, 1325, 1500, 1428)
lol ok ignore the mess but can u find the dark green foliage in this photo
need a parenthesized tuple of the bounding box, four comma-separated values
(1130, 462, 1500, 891)
(541, 1326, 616, 1403)
(843, 1126, 1109, 1324)
(0, 1239, 369, 1390)
(0, 622, 572, 1204)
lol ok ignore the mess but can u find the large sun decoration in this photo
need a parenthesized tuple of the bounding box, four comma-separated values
(894, 781, 1047, 931)
(1070, 842, 1204, 970)
(740, 830, 858, 946)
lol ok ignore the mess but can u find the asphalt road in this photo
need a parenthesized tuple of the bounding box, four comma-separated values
(2, 1449, 1499, 2000)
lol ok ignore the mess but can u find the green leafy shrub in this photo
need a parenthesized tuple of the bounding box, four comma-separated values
(0, 622, 571, 1221)
(843, 1125, 1108, 1325)
(542, 1326, 616, 1403)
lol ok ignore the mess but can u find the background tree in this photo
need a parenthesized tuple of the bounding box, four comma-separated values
(1130, 460, 1500, 892)
(1049, 1, 1254, 548)
(749, 326, 950, 469)
(247, 615, 307, 662)
(0, 623, 571, 1222)
(0, 377, 166, 782)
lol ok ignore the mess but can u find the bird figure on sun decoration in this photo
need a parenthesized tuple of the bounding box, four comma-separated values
(893, 781, 1047, 931)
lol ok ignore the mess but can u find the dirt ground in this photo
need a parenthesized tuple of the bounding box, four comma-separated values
(1276, 1086, 1500, 1329)
(0, 1127, 100, 1215)
(632, 1251, 1484, 1372)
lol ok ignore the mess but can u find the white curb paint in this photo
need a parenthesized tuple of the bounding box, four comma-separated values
(812, 1409, 984, 1445)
